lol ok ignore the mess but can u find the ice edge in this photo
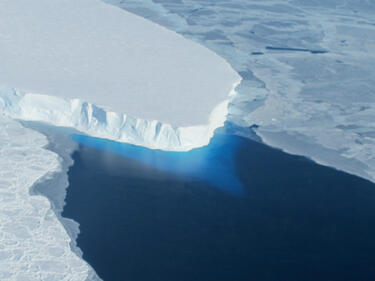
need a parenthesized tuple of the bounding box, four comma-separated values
(0, 76, 241, 151)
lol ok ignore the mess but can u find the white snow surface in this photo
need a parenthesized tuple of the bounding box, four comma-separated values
(0, 0, 240, 150)
(0, 116, 100, 281)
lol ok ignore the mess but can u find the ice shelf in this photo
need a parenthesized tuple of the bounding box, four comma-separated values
(0, 0, 241, 150)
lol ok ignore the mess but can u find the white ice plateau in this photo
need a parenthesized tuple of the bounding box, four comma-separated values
(0, 0, 241, 151)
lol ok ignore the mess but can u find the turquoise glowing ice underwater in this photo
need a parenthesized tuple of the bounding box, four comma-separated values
(71, 133, 244, 194)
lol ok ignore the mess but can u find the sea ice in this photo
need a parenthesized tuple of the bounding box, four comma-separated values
(0, 116, 100, 281)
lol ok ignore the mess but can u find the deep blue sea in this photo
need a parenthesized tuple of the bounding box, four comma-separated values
(62, 133, 375, 281)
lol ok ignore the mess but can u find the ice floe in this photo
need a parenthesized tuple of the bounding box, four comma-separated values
(0, 116, 100, 281)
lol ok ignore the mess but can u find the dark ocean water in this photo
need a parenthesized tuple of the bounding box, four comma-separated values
(63, 133, 375, 281)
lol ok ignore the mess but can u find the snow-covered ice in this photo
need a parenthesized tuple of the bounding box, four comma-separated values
(0, 0, 240, 150)
(0, 116, 100, 281)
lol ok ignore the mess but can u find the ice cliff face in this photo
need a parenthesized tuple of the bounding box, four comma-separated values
(0, 83, 239, 151)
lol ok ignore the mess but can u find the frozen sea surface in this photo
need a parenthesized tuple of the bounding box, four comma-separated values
(0, 116, 100, 281)
(108, 0, 375, 182)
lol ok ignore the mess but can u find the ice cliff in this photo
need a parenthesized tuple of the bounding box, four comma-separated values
(0, 86, 238, 151)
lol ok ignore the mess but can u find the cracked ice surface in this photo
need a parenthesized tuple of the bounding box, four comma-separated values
(110, 0, 375, 182)
(0, 116, 99, 281)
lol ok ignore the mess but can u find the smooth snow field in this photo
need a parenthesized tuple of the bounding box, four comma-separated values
(0, 0, 240, 150)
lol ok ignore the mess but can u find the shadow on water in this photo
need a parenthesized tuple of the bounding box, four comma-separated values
(64, 133, 375, 281)
(71, 133, 244, 195)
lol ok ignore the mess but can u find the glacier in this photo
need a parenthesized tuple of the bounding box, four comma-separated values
(0, 0, 240, 151)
